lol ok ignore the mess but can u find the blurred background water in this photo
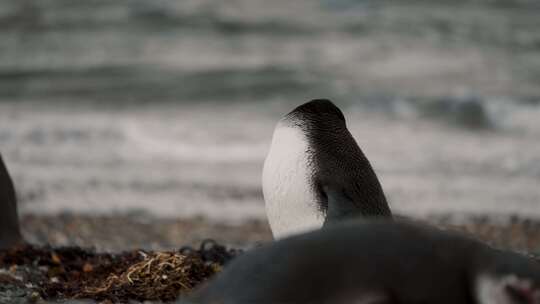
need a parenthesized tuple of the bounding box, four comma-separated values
(1, 0, 540, 222)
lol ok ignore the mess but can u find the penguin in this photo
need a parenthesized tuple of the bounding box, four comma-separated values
(186, 219, 540, 304)
(262, 99, 392, 239)
(0, 154, 23, 249)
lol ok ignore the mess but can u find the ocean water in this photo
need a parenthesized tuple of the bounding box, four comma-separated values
(1, 0, 540, 222)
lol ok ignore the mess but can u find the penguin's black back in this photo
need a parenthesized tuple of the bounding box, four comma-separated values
(188, 220, 501, 304)
(0, 154, 22, 249)
(285, 99, 392, 219)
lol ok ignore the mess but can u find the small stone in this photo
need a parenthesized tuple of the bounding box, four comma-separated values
(51, 253, 61, 264)
(83, 263, 93, 273)
(28, 291, 41, 303)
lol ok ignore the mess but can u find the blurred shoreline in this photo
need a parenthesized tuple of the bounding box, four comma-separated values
(1, 0, 539, 223)
(2, 101, 539, 222)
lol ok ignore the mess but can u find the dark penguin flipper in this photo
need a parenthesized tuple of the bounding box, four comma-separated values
(0, 154, 23, 249)
(322, 183, 393, 227)
(322, 185, 360, 226)
(348, 294, 392, 304)
(344, 177, 393, 218)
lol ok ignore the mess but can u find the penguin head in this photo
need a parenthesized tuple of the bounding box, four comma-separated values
(283, 99, 346, 129)
(264, 99, 391, 238)
(474, 251, 540, 304)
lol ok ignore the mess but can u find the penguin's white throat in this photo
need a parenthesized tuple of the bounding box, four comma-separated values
(262, 122, 324, 239)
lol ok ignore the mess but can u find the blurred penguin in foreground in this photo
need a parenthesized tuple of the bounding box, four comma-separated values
(185, 220, 540, 304)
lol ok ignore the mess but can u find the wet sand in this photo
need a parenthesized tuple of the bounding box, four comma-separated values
(20, 213, 273, 252)
(18, 213, 540, 254)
